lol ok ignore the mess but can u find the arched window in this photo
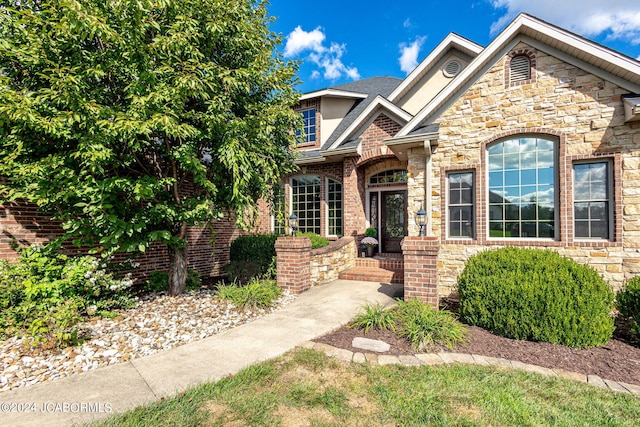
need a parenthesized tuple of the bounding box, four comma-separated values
(510, 55, 531, 84)
(369, 169, 408, 186)
(488, 136, 556, 239)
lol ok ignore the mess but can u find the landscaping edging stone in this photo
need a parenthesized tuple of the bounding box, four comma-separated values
(298, 341, 640, 396)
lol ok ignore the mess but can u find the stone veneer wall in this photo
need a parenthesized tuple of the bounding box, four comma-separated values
(310, 237, 356, 286)
(422, 42, 640, 297)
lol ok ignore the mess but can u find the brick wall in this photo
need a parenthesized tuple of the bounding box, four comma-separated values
(426, 42, 640, 295)
(0, 199, 246, 282)
(402, 237, 440, 307)
(275, 236, 312, 294)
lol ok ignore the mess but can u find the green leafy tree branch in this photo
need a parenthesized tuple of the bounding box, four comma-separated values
(0, 0, 300, 295)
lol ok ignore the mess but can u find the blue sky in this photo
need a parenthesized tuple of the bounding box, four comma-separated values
(267, 0, 640, 93)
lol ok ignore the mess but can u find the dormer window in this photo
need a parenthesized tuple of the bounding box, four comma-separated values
(297, 109, 316, 144)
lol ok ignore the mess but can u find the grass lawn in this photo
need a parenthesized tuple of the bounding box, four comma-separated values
(92, 348, 640, 427)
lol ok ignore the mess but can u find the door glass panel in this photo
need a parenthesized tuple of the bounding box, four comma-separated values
(384, 193, 405, 238)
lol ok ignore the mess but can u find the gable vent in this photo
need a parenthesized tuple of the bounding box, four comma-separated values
(510, 55, 531, 83)
(443, 60, 461, 78)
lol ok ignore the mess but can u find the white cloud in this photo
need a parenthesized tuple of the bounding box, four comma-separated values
(283, 26, 360, 82)
(283, 26, 325, 57)
(489, 0, 640, 45)
(398, 36, 427, 74)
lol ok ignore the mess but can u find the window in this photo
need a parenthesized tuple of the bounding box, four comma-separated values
(292, 176, 321, 234)
(574, 161, 611, 240)
(488, 136, 556, 238)
(272, 183, 286, 235)
(296, 109, 316, 144)
(510, 55, 531, 83)
(448, 172, 475, 238)
(327, 178, 343, 236)
(369, 169, 408, 185)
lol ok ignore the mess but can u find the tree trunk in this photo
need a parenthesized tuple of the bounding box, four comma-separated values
(168, 245, 188, 296)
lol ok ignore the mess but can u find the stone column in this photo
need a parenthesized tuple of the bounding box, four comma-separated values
(275, 236, 312, 294)
(402, 236, 440, 308)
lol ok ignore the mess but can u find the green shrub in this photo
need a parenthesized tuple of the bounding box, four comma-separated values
(349, 302, 396, 334)
(217, 279, 282, 310)
(458, 247, 615, 348)
(0, 245, 135, 347)
(143, 269, 201, 293)
(227, 234, 279, 283)
(348, 299, 467, 351)
(298, 232, 329, 249)
(616, 277, 640, 339)
(394, 299, 467, 351)
(365, 228, 377, 238)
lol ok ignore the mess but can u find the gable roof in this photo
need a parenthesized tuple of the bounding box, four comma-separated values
(396, 13, 640, 138)
(388, 33, 483, 103)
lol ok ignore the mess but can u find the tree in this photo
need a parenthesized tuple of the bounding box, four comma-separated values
(0, 0, 300, 295)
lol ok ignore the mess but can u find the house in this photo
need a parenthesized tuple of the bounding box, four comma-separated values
(2, 13, 639, 299)
(264, 13, 640, 298)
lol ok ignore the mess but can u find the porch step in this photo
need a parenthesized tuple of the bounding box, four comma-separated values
(339, 255, 404, 284)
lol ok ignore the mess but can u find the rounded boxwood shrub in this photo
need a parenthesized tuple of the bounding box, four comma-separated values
(457, 247, 614, 348)
(616, 276, 640, 339)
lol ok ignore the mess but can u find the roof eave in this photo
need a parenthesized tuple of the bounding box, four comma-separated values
(299, 89, 368, 101)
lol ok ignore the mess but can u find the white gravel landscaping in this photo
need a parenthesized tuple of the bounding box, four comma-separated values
(0, 289, 295, 392)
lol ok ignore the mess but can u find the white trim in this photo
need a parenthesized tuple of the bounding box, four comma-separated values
(327, 96, 413, 151)
(396, 13, 640, 138)
(388, 33, 483, 103)
(624, 96, 640, 123)
(299, 89, 368, 101)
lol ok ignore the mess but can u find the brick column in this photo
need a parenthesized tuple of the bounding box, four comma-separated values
(402, 236, 440, 308)
(275, 236, 312, 294)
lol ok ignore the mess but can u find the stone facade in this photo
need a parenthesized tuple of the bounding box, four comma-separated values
(309, 237, 356, 286)
(429, 42, 639, 295)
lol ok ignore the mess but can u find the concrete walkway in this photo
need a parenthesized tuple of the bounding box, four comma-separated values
(0, 280, 402, 427)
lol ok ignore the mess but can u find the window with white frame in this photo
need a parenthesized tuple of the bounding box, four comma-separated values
(296, 109, 316, 144)
(488, 136, 556, 239)
(291, 175, 321, 234)
(573, 161, 612, 240)
(447, 171, 475, 238)
(327, 178, 343, 236)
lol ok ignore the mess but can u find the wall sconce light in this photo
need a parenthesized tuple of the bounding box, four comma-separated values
(288, 213, 298, 237)
(415, 206, 427, 236)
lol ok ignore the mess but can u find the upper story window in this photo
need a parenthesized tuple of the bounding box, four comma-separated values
(369, 169, 408, 186)
(296, 109, 316, 144)
(488, 136, 556, 239)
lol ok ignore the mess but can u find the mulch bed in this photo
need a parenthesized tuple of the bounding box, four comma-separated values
(314, 314, 640, 386)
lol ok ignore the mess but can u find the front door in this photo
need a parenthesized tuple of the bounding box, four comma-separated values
(381, 191, 407, 253)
